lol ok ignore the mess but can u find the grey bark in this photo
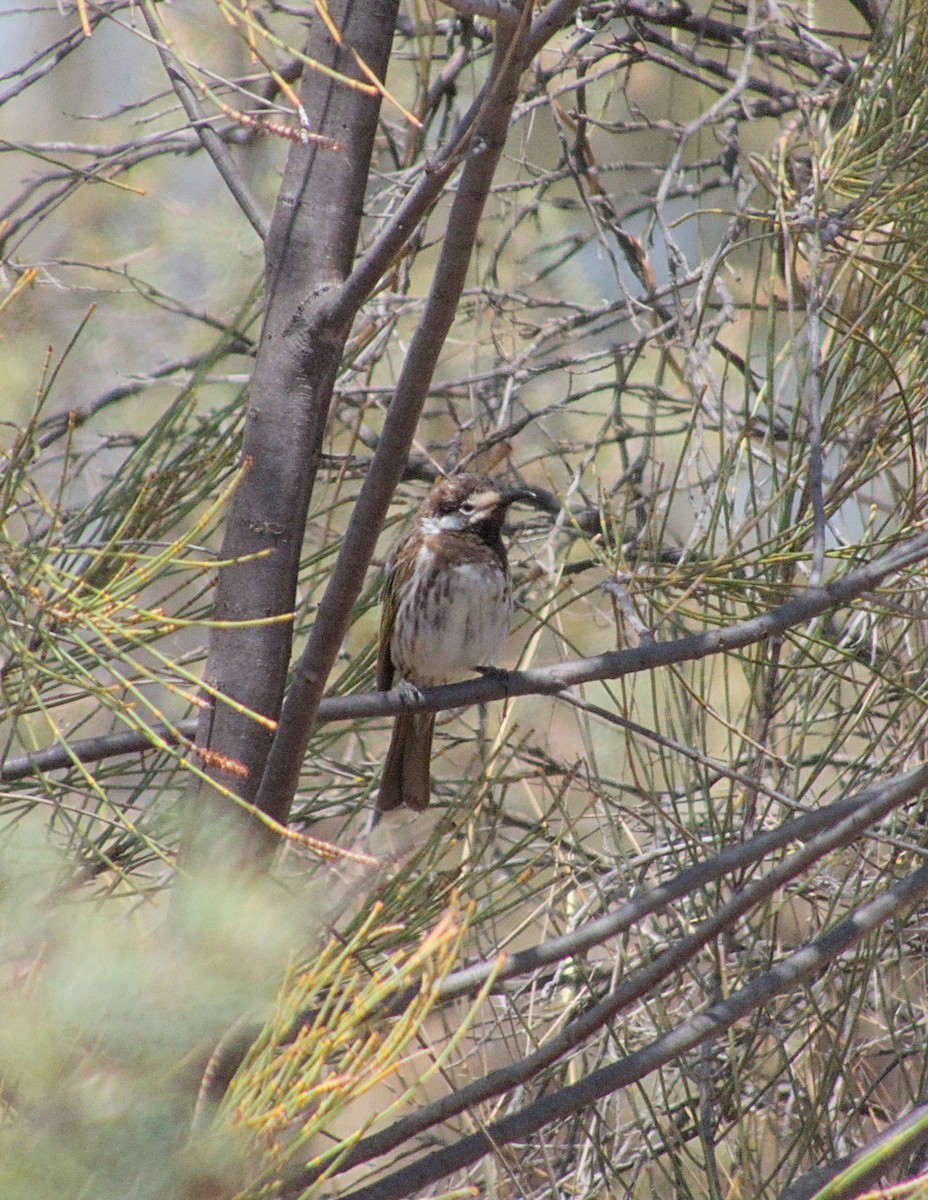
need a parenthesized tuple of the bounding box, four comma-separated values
(187, 0, 400, 872)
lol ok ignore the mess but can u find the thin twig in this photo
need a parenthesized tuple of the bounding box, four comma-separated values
(804, 220, 827, 586)
(35, 348, 251, 450)
(141, 2, 269, 241)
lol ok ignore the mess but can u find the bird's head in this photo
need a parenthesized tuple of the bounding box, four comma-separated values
(420, 473, 535, 536)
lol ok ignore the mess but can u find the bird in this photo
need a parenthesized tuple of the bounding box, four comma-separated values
(376, 473, 533, 812)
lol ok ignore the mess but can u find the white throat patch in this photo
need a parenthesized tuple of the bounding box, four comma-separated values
(420, 513, 466, 536)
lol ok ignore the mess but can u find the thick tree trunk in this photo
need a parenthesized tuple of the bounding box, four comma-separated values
(186, 0, 400, 873)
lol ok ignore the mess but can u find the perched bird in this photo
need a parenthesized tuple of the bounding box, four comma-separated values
(376, 473, 533, 812)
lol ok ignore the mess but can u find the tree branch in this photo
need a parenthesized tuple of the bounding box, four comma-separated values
(36, 345, 252, 451)
(5, 524, 928, 785)
(281, 761, 928, 1191)
(440, 0, 520, 21)
(251, 1, 541, 830)
(183, 0, 401, 873)
(141, 2, 269, 242)
(779, 1100, 928, 1200)
(315, 856, 928, 1200)
(323, 7, 543, 328)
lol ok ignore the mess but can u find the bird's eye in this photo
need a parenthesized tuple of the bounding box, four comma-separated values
(459, 500, 476, 516)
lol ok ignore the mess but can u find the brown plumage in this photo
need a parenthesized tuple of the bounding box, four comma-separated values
(376, 473, 532, 812)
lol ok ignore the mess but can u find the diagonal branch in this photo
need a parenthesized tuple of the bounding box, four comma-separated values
(315, 855, 928, 1200)
(281, 761, 928, 1191)
(440, 0, 520, 20)
(251, 1, 542, 830)
(322, 2, 558, 329)
(141, 2, 269, 241)
(339, 525, 928, 718)
(779, 1100, 928, 1200)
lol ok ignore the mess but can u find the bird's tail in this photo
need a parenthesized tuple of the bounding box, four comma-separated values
(377, 712, 435, 811)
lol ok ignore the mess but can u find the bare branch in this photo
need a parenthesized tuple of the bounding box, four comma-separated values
(314, 523, 928, 720)
(324, 853, 928, 1200)
(0, 723, 198, 784)
(141, 3, 269, 241)
(0, 2, 127, 105)
(779, 1100, 928, 1200)
(35, 347, 252, 450)
(324, 69, 514, 324)
(280, 758, 926, 1190)
(6, 523, 928, 785)
(528, 0, 586, 54)
(184, 0, 402, 872)
(440, 0, 520, 21)
(252, 1, 546, 829)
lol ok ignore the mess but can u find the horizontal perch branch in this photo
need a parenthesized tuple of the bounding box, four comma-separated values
(4, 527, 928, 784)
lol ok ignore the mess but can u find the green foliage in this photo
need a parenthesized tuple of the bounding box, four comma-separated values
(0, 824, 479, 1199)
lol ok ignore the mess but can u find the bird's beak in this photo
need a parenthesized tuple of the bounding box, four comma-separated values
(500, 486, 537, 509)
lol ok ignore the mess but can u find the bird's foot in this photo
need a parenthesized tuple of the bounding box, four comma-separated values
(396, 678, 425, 707)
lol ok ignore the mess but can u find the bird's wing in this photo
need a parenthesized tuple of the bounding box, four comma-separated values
(376, 559, 398, 692)
(377, 535, 422, 691)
